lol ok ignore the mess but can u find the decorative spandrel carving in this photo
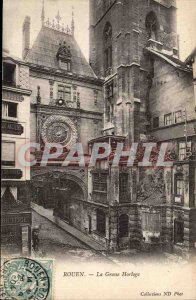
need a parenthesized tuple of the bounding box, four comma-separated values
(137, 168, 165, 204)
(41, 115, 78, 148)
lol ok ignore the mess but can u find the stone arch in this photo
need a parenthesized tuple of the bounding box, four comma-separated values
(31, 169, 88, 206)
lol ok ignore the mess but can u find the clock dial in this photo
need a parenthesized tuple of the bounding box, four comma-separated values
(41, 115, 78, 149)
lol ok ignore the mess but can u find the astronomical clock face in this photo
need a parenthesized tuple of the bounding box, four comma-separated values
(41, 115, 78, 148)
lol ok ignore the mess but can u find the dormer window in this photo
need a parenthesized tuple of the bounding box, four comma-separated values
(56, 42, 72, 71)
(3, 62, 16, 87)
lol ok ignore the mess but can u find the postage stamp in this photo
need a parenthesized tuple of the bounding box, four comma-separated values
(1, 258, 53, 300)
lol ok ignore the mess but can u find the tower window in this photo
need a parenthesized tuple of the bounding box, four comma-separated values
(103, 22, 112, 75)
(119, 173, 129, 203)
(105, 82, 114, 123)
(145, 12, 159, 41)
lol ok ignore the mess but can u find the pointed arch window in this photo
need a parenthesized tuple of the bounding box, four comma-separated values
(145, 12, 159, 41)
(103, 22, 112, 75)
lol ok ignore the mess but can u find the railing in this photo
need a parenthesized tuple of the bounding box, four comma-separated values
(44, 18, 72, 35)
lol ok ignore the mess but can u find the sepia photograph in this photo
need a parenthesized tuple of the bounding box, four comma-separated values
(1, 0, 196, 299)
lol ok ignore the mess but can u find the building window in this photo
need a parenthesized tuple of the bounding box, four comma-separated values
(152, 117, 159, 129)
(119, 173, 128, 203)
(93, 172, 107, 192)
(104, 46, 112, 71)
(176, 176, 183, 195)
(145, 11, 159, 40)
(174, 174, 184, 204)
(2, 141, 15, 166)
(119, 214, 129, 237)
(96, 209, 106, 236)
(174, 110, 182, 123)
(164, 113, 173, 126)
(3, 62, 16, 86)
(2, 101, 18, 119)
(105, 82, 114, 122)
(104, 22, 112, 75)
(174, 219, 184, 244)
(57, 85, 71, 102)
(179, 141, 192, 161)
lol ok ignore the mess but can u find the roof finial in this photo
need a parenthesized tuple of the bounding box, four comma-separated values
(41, 0, 45, 26)
(71, 6, 75, 36)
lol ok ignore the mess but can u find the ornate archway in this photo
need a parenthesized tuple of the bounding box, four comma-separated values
(31, 170, 88, 209)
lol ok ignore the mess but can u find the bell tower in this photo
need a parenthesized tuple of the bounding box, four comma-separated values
(89, 0, 178, 141)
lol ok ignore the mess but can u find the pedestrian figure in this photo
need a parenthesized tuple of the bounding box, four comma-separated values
(32, 227, 40, 252)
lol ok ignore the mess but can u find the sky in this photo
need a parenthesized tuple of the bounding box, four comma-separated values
(3, 0, 196, 61)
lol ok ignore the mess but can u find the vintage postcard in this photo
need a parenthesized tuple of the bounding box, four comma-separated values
(1, 0, 196, 299)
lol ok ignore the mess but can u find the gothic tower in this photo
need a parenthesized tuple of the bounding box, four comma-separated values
(89, 0, 178, 141)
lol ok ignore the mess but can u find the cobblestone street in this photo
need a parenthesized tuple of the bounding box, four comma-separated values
(32, 211, 111, 264)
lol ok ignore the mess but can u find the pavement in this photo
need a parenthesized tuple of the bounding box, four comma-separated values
(32, 210, 111, 264)
(31, 203, 106, 252)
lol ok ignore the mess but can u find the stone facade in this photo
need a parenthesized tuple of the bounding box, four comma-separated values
(87, 0, 196, 254)
(2, 50, 32, 256)
(18, 1, 196, 255)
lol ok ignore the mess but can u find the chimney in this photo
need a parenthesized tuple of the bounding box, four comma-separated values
(22, 16, 30, 60)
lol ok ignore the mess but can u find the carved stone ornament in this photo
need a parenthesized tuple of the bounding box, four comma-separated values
(41, 115, 78, 148)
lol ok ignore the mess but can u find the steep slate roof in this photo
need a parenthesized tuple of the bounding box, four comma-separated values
(26, 26, 97, 78)
(146, 47, 192, 72)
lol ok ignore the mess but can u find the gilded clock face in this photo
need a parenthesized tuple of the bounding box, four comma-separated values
(41, 115, 78, 148)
